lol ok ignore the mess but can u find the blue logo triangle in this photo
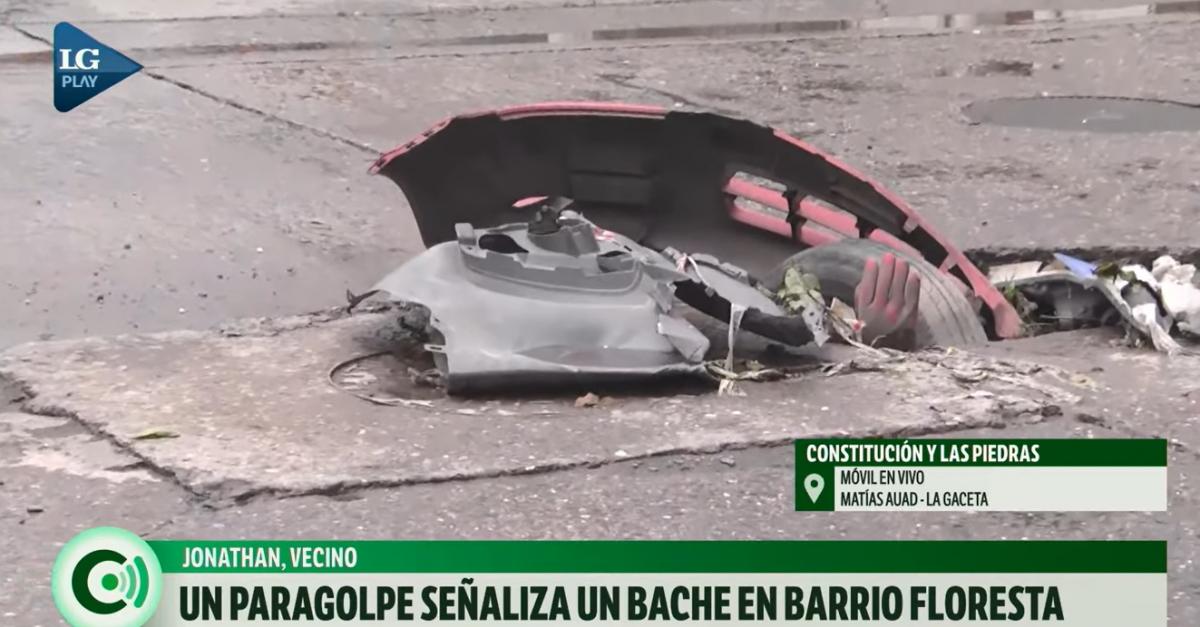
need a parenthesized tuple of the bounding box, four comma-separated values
(54, 22, 142, 113)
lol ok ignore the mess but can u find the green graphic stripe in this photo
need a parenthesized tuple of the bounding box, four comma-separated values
(794, 439, 1167, 466)
(151, 541, 1166, 574)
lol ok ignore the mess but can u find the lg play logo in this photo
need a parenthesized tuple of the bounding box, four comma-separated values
(54, 22, 142, 112)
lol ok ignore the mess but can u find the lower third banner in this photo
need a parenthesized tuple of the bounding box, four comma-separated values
(144, 540, 1165, 625)
(50, 531, 1167, 625)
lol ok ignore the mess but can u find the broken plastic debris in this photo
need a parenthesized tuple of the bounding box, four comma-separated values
(719, 301, 747, 397)
(716, 377, 746, 397)
(337, 366, 378, 389)
(1052, 253, 1097, 279)
(725, 304, 747, 371)
(988, 261, 1045, 283)
(1103, 263, 1182, 355)
(1152, 255, 1200, 338)
(827, 297, 864, 344)
(706, 360, 785, 397)
(951, 368, 989, 384)
(991, 254, 1192, 352)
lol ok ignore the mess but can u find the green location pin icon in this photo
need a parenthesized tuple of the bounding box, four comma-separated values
(803, 473, 825, 503)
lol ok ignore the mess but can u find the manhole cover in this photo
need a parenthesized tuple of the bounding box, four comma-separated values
(963, 96, 1200, 132)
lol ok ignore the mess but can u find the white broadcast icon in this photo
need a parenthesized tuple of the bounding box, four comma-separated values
(52, 527, 162, 627)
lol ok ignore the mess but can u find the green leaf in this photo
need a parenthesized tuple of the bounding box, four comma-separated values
(133, 428, 180, 440)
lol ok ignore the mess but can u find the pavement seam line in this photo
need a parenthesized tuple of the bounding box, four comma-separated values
(226, 412, 1037, 506)
(146, 70, 377, 154)
(16, 14, 1195, 72)
(1074, 411, 1199, 459)
(597, 73, 742, 116)
(3, 347, 1034, 509)
(0, 371, 214, 505)
(9, 23, 45, 45)
(0, 311, 1120, 508)
(10, 24, 377, 155)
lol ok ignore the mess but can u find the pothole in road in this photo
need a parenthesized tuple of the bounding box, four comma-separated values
(963, 96, 1200, 132)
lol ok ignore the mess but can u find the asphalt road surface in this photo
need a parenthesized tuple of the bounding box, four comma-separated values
(1, 0, 1198, 624)
(4, 0, 1199, 348)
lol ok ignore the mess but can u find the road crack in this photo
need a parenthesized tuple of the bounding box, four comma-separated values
(1074, 410, 1199, 459)
(225, 406, 1051, 506)
(142, 70, 375, 154)
(0, 372, 213, 505)
(597, 73, 743, 116)
(10, 25, 375, 155)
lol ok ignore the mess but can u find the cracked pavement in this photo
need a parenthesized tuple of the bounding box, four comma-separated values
(3, 315, 1198, 623)
(2, 0, 1199, 624)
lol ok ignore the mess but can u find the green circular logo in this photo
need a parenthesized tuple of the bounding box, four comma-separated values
(52, 527, 162, 627)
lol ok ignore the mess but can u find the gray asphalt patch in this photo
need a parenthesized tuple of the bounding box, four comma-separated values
(964, 96, 1200, 132)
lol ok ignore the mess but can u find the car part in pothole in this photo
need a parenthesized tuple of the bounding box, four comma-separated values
(990, 253, 1199, 354)
(367, 103, 1013, 391)
(371, 199, 824, 393)
(765, 240, 987, 348)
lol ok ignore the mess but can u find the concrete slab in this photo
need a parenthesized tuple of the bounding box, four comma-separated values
(0, 409, 192, 622)
(0, 309, 1081, 502)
